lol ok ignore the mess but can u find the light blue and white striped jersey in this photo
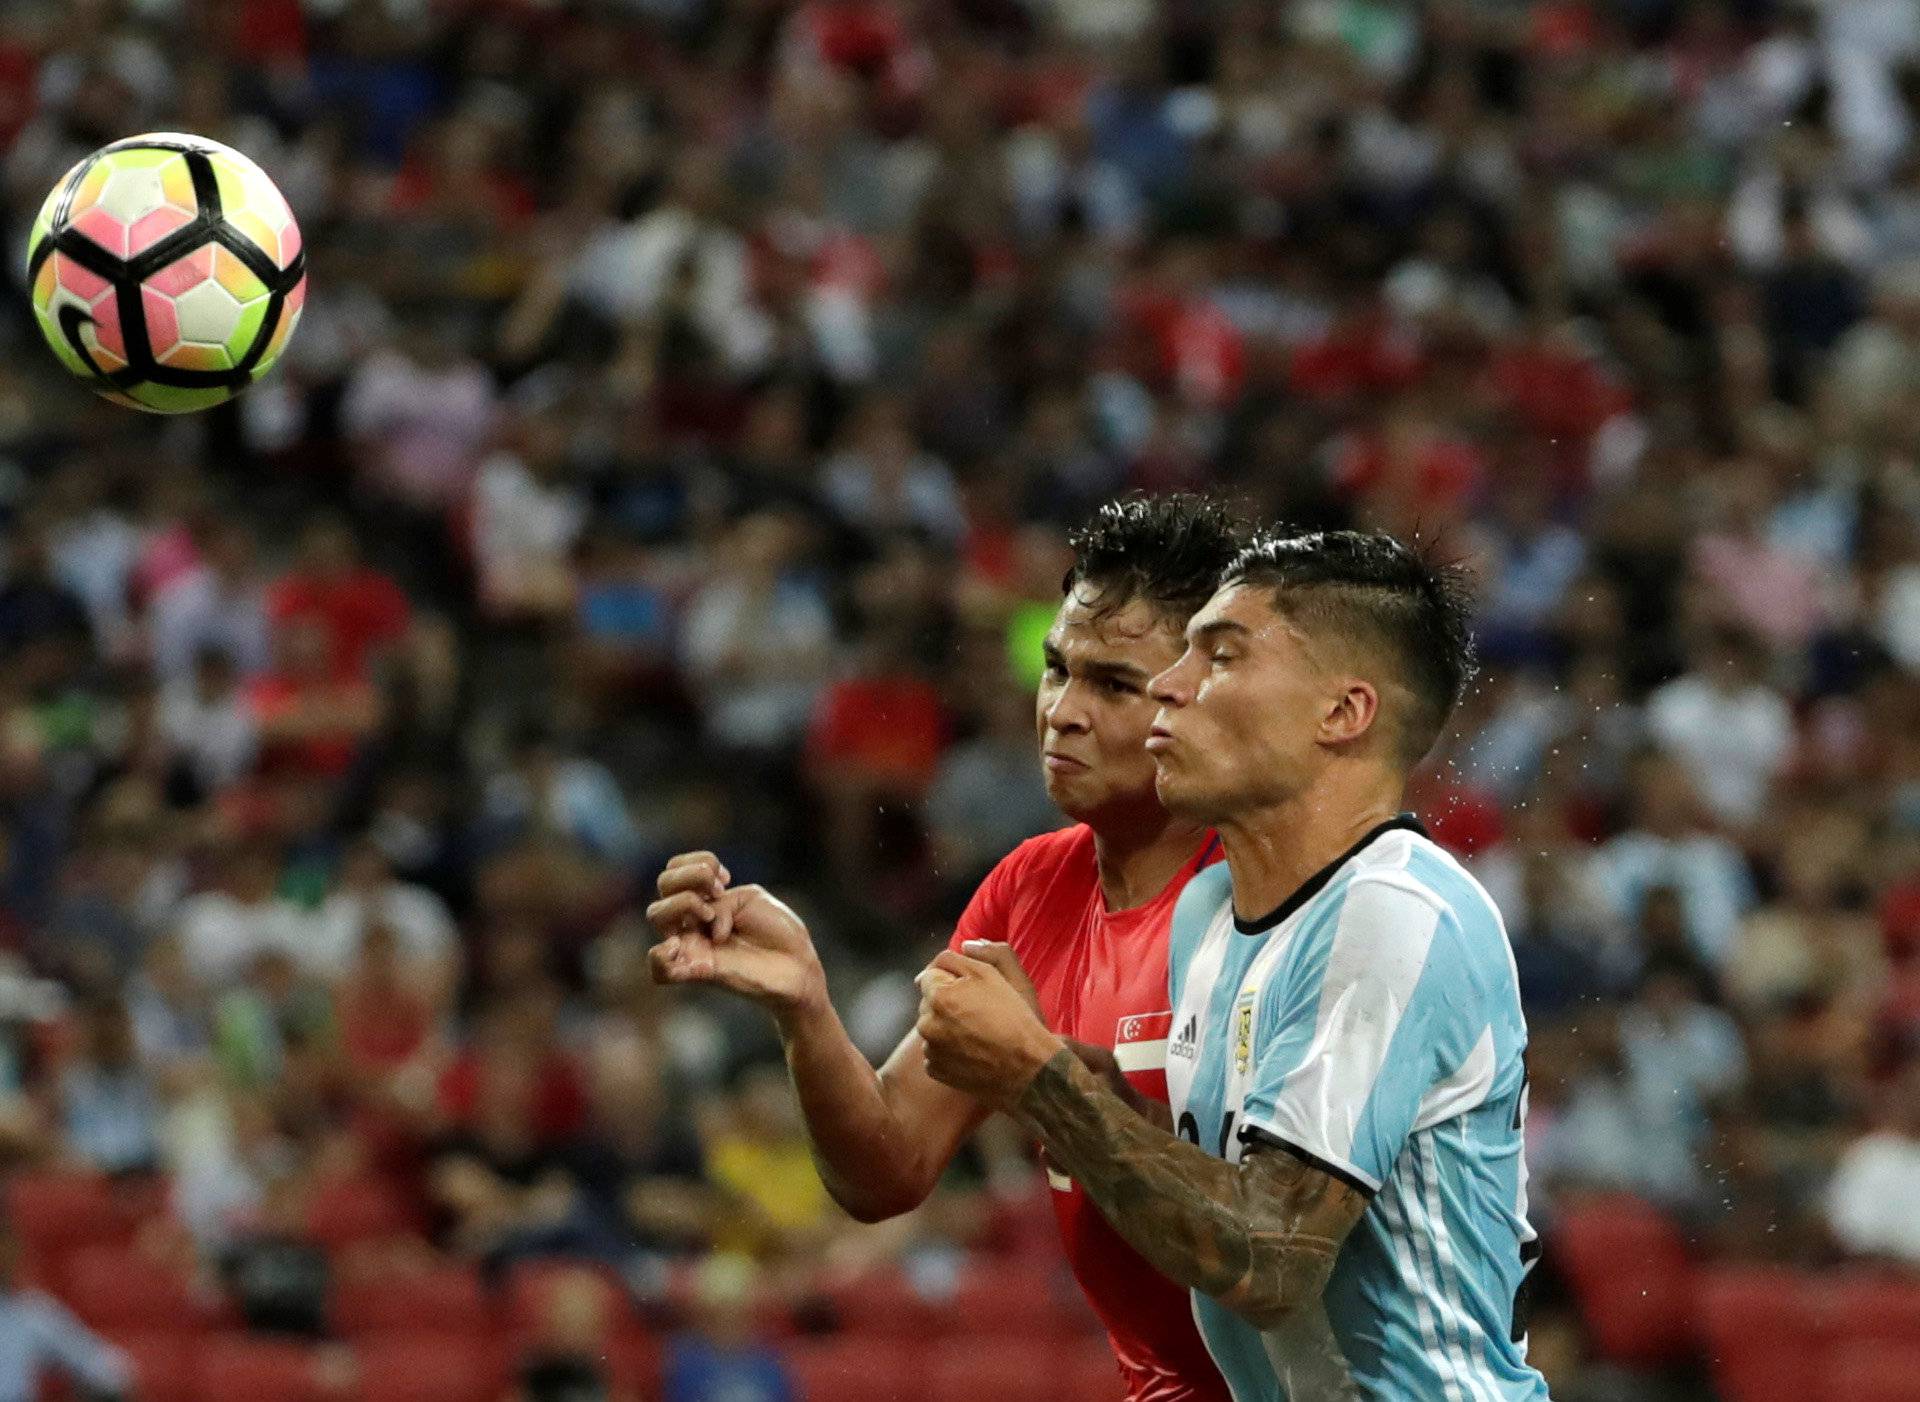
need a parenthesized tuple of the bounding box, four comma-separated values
(1165, 817, 1549, 1402)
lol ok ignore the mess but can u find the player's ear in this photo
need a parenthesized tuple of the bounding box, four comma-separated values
(1319, 679, 1379, 747)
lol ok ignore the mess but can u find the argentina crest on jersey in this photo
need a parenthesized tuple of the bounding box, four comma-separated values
(1233, 989, 1256, 1076)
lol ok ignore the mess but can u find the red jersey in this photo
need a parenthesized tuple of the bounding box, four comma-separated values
(951, 824, 1229, 1402)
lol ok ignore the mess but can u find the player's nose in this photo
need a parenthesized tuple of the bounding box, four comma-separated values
(1149, 655, 1193, 708)
(1044, 681, 1091, 733)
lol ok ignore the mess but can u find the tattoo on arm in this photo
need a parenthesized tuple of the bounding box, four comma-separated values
(1064, 1039, 1173, 1132)
(1017, 1049, 1367, 1330)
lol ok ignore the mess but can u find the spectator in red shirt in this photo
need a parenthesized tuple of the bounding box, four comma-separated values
(245, 618, 383, 779)
(267, 516, 411, 684)
(806, 617, 950, 892)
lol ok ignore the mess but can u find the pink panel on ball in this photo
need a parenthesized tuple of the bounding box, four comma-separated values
(129, 205, 193, 255)
(146, 246, 215, 299)
(263, 275, 307, 361)
(88, 295, 128, 369)
(72, 207, 130, 259)
(55, 256, 110, 305)
(143, 288, 181, 356)
(279, 218, 302, 265)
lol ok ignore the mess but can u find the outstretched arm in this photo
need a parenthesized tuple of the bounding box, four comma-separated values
(917, 951, 1366, 1330)
(649, 855, 984, 1222)
(779, 995, 988, 1222)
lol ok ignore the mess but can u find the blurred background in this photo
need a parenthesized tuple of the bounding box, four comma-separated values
(0, 1, 1916, 1401)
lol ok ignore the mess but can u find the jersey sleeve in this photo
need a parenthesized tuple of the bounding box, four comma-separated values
(947, 839, 1027, 953)
(1238, 874, 1487, 1194)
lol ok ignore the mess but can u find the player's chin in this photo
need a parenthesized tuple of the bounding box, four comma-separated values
(1151, 762, 1212, 820)
(1042, 766, 1095, 813)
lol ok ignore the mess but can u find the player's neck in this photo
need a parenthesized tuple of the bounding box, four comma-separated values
(1216, 770, 1405, 927)
(1088, 808, 1210, 912)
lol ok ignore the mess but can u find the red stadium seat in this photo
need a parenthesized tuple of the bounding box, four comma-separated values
(606, 1328, 664, 1399)
(61, 1246, 209, 1334)
(355, 1333, 508, 1402)
(196, 1336, 325, 1402)
(1825, 1341, 1920, 1402)
(109, 1333, 196, 1402)
(1552, 1195, 1693, 1366)
(332, 1264, 492, 1339)
(1695, 1266, 1821, 1402)
(927, 1337, 1066, 1402)
(5, 1173, 119, 1255)
(303, 1176, 415, 1252)
(820, 1268, 944, 1340)
(1819, 1272, 1920, 1347)
(945, 1259, 1085, 1339)
(502, 1260, 635, 1340)
(982, 1184, 1060, 1257)
(784, 1337, 916, 1402)
(1061, 1339, 1126, 1402)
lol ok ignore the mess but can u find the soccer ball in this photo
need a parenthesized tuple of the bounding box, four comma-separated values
(25, 133, 307, 414)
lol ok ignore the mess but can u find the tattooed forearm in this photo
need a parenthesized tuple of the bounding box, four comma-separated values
(1017, 1049, 1366, 1330)
(1064, 1039, 1173, 1132)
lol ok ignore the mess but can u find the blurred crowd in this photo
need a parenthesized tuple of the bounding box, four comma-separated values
(0, 0, 1916, 1397)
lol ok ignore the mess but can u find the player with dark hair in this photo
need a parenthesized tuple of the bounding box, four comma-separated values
(914, 529, 1550, 1400)
(648, 494, 1245, 1402)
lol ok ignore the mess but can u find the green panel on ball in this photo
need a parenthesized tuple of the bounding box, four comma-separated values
(123, 382, 237, 415)
(98, 146, 181, 173)
(229, 296, 272, 362)
(33, 307, 93, 380)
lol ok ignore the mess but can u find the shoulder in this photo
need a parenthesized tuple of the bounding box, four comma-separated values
(987, 823, 1094, 887)
(1169, 861, 1234, 952)
(952, 824, 1087, 951)
(1325, 833, 1514, 991)
(1174, 858, 1233, 919)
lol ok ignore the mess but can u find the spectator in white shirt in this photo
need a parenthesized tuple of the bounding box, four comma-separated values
(567, 150, 775, 377)
(821, 393, 967, 544)
(1827, 1059, 1920, 1266)
(172, 839, 322, 989)
(159, 649, 259, 799)
(680, 512, 834, 755)
(341, 312, 500, 517)
(1590, 752, 1758, 971)
(1646, 627, 1795, 829)
(472, 377, 587, 625)
(0, 1214, 130, 1402)
(147, 521, 271, 685)
(306, 837, 459, 1001)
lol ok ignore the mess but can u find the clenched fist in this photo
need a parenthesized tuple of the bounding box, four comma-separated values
(915, 948, 1064, 1111)
(646, 852, 826, 1018)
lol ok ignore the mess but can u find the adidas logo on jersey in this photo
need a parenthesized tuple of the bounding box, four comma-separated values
(1169, 1015, 1199, 1061)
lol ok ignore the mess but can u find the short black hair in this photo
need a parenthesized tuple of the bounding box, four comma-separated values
(1223, 529, 1477, 764)
(1063, 493, 1251, 625)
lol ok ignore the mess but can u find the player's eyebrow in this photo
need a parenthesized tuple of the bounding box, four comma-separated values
(1046, 641, 1151, 683)
(1081, 658, 1153, 683)
(1190, 618, 1251, 645)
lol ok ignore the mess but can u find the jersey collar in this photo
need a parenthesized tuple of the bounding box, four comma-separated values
(1232, 814, 1429, 935)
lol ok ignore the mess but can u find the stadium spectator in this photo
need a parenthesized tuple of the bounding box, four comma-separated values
(509, 1266, 633, 1402)
(267, 516, 412, 684)
(679, 513, 833, 756)
(147, 520, 272, 684)
(661, 1255, 795, 1402)
(56, 994, 161, 1177)
(0, 1214, 129, 1402)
